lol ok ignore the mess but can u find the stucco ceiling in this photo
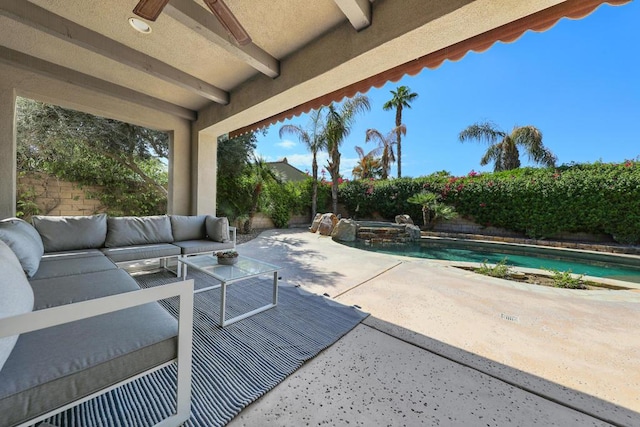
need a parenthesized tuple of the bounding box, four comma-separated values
(0, 0, 629, 134)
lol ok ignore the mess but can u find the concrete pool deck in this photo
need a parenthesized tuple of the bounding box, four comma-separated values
(229, 229, 640, 426)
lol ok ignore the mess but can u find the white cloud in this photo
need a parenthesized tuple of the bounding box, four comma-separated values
(276, 139, 297, 149)
(254, 151, 278, 162)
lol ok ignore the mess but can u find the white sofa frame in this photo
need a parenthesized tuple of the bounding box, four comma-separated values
(0, 279, 195, 427)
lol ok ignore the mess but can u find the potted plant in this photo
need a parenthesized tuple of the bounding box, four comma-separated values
(216, 250, 239, 265)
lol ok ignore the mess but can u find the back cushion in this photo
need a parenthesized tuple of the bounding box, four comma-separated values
(206, 216, 231, 243)
(0, 218, 44, 278)
(0, 240, 35, 372)
(170, 215, 207, 241)
(105, 215, 174, 247)
(32, 214, 108, 253)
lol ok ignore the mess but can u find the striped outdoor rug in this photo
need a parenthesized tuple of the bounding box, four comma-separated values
(44, 270, 367, 427)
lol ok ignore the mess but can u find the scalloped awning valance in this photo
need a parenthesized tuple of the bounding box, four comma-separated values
(230, 0, 629, 138)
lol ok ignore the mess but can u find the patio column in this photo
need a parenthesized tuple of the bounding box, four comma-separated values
(168, 124, 191, 215)
(193, 131, 217, 215)
(0, 84, 16, 219)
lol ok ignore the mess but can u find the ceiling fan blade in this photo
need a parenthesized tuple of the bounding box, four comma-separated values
(133, 0, 171, 21)
(202, 0, 252, 46)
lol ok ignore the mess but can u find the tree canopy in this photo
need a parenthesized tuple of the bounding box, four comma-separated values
(215, 132, 259, 220)
(325, 94, 371, 213)
(458, 121, 557, 171)
(279, 109, 326, 219)
(383, 86, 418, 178)
(16, 97, 169, 215)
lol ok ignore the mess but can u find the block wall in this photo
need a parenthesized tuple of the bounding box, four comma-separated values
(17, 173, 105, 217)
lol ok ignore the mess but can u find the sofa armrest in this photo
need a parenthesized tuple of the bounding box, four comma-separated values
(0, 280, 194, 427)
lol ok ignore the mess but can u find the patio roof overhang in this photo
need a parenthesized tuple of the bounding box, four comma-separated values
(0, 0, 630, 218)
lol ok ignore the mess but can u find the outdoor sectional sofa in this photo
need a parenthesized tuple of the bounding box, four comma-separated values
(0, 213, 236, 427)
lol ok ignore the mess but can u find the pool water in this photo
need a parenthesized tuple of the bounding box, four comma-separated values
(341, 239, 640, 284)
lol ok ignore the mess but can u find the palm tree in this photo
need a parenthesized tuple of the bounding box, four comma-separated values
(458, 122, 557, 171)
(407, 191, 457, 229)
(247, 156, 280, 232)
(352, 146, 383, 180)
(325, 94, 371, 214)
(364, 125, 406, 179)
(279, 108, 326, 219)
(383, 86, 418, 178)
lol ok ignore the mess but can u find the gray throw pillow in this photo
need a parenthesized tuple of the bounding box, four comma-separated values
(105, 215, 174, 247)
(32, 214, 108, 252)
(0, 240, 35, 373)
(206, 216, 230, 243)
(0, 218, 44, 277)
(170, 215, 207, 241)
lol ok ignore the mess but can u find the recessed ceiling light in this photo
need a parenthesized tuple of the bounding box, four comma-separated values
(129, 17, 152, 34)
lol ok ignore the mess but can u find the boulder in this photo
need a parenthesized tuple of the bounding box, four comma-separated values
(317, 213, 338, 236)
(395, 214, 414, 225)
(406, 224, 422, 241)
(331, 219, 357, 242)
(309, 213, 323, 233)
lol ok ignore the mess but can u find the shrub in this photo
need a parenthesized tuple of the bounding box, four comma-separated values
(295, 177, 332, 215)
(335, 161, 640, 243)
(475, 257, 512, 278)
(407, 191, 457, 229)
(545, 269, 587, 289)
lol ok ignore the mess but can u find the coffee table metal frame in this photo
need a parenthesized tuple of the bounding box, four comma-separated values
(178, 254, 280, 327)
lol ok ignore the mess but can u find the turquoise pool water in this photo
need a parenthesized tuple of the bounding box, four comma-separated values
(341, 239, 640, 283)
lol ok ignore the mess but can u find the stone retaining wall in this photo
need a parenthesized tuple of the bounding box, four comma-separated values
(356, 224, 418, 244)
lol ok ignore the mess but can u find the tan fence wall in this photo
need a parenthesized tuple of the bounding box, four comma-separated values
(18, 173, 105, 217)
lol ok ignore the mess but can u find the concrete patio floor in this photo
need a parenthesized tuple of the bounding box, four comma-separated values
(228, 229, 640, 427)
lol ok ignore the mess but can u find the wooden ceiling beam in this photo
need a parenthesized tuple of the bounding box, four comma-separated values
(166, 0, 280, 78)
(0, 46, 197, 121)
(334, 0, 372, 31)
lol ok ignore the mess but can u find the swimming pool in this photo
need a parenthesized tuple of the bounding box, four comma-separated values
(341, 238, 640, 283)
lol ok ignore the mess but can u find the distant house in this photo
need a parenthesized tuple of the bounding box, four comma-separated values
(267, 158, 308, 183)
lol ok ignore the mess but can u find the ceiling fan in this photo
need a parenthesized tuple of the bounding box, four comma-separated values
(133, 0, 251, 45)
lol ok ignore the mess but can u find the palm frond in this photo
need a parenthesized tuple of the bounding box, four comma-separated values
(458, 121, 505, 145)
(481, 144, 503, 170)
(511, 125, 556, 167)
(279, 124, 310, 146)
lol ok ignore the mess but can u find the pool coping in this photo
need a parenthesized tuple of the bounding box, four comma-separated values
(422, 231, 640, 255)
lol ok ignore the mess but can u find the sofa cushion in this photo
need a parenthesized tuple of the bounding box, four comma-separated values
(0, 263, 178, 425)
(206, 216, 231, 243)
(105, 215, 174, 248)
(0, 218, 44, 277)
(173, 239, 235, 255)
(31, 251, 117, 281)
(0, 240, 35, 373)
(32, 214, 108, 253)
(101, 243, 181, 263)
(29, 268, 140, 309)
(0, 304, 177, 426)
(170, 215, 207, 241)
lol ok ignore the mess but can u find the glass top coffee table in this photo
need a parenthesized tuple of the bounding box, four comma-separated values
(178, 254, 280, 327)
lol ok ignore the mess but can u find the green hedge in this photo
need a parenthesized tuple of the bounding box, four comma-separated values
(337, 161, 640, 244)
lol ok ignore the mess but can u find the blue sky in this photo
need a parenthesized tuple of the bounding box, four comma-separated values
(255, 2, 639, 179)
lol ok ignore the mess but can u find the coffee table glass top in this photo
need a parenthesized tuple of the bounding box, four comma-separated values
(179, 254, 280, 282)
